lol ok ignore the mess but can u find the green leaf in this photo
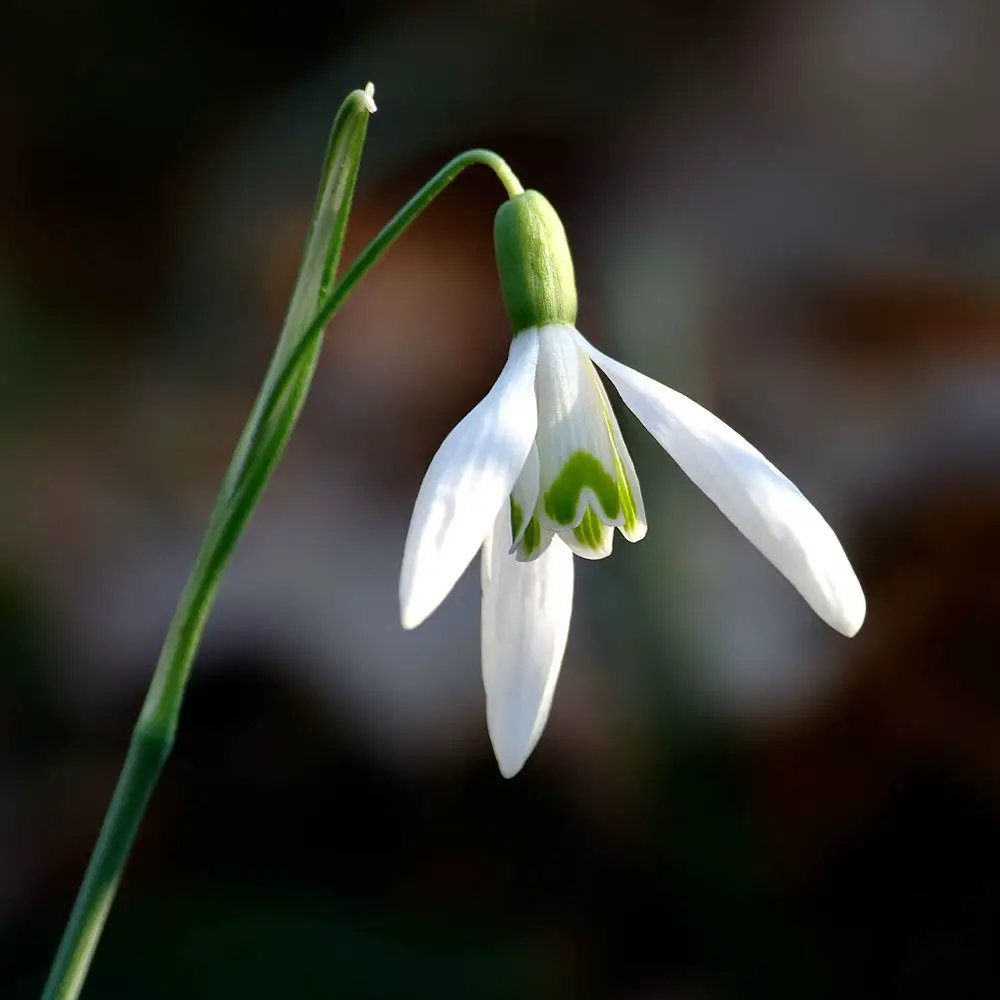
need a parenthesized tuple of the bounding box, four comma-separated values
(281, 82, 376, 358)
(225, 83, 375, 505)
(36, 89, 375, 1000)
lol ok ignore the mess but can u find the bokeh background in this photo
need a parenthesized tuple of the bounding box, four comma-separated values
(3, 0, 1000, 996)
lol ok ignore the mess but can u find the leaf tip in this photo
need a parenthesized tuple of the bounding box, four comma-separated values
(363, 82, 377, 113)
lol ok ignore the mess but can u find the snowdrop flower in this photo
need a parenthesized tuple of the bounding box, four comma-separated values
(400, 190, 865, 777)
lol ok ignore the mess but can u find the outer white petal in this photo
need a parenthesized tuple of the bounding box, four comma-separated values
(400, 331, 540, 630)
(481, 505, 574, 778)
(577, 333, 865, 637)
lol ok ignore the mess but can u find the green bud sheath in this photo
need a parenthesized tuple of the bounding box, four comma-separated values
(494, 190, 577, 333)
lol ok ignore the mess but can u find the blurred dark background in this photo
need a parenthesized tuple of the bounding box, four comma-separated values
(3, 0, 1000, 996)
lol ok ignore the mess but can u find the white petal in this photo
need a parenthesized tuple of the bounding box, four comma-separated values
(558, 512, 615, 560)
(578, 333, 865, 637)
(591, 365, 647, 542)
(534, 324, 624, 531)
(509, 443, 540, 550)
(481, 506, 574, 777)
(400, 331, 540, 630)
(508, 444, 557, 562)
(513, 520, 555, 563)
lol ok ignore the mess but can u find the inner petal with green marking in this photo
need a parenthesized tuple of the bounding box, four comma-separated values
(563, 506, 614, 560)
(528, 323, 646, 557)
(590, 359, 647, 544)
(507, 441, 553, 562)
(542, 451, 619, 527)
(510, 502, 552, 562)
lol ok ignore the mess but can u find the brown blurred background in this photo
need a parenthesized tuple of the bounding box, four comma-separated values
(3, 0, 1000, 997)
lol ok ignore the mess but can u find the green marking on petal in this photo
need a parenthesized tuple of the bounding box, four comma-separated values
(592, 375, 641, 536)
(521, 515, 541, 556)
(614, 451, 639, 533)
(543, 450, 619, 526)
(509, 497, 523, 541)
(572, 508, 605, 551)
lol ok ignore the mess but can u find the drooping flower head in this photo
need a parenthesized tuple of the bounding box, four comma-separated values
(401, 187, 865, 777)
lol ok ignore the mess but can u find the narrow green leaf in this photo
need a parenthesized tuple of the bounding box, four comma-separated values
(281, 82, 376, 356)
(37, 85, 375, 1000)
(226, 83, 375, 503)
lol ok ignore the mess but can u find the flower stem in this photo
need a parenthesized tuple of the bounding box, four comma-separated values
(237, 148, 522, 483)
(39, 142, 520, 1000)
(39, 495, 251, 1000)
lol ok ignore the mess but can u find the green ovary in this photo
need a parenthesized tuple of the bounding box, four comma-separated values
(543, 451, 619, 526)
